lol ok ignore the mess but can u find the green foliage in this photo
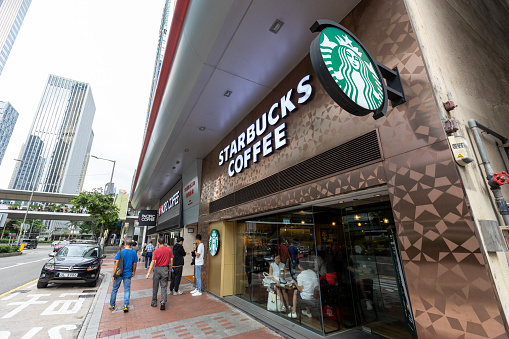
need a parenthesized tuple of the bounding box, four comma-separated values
(8, 204, 20, 210)
(0, 245, 20, 253)
(71, 189, 120, 236)
(4, 219, 22, 233)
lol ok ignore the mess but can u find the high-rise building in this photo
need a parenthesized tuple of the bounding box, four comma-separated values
(10, 75, 95, 194)
(143, 0, 174, 136)
(104, 182, 115, 195)
(0, 101, 19, 165)
(0, 0, 32, 76)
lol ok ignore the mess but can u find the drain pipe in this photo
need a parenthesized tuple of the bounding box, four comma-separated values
(468, 119, 509, 226)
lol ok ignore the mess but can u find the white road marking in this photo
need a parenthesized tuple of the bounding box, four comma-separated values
(41, 298, 85, 315)
(59, 292, 95, 297)
(20, 328, 43, 339)
(48, 325, 77, 339)
(2, 294, 50, 319)
(0, 258, 47, 270)
(1, 292, 20, 301)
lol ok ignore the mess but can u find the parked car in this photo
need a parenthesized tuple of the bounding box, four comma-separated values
(53, 240, 70, 252)
(37, 244, 105, 288)
(21, 239, 38, 249)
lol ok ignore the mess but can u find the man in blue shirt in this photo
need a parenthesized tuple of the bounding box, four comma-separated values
(109, 239, 138, 312)
(145, 241, 155, 269)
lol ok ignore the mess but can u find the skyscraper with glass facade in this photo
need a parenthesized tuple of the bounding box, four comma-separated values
(0, 0, 32, 76)
(9, 75, 95, 194)
(0, 101, 19, 166)
(143, 0, 173, 136)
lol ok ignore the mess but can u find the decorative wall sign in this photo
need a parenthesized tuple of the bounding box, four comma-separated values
(138, 210, 157, 226)
(310, 20, 405, 120)
(209, 229, 220, 256)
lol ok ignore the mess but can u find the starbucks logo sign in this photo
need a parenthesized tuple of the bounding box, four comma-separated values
(209, 229, 220, 256)
(310, 20, 389, 120)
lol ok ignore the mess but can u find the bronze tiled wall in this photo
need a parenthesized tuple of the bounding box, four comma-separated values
(197, 0, 506, 337)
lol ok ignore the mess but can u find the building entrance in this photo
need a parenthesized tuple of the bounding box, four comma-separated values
(234, 197, 416, 338)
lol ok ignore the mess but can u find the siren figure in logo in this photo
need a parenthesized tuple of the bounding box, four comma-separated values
(320, 32, 383, 110)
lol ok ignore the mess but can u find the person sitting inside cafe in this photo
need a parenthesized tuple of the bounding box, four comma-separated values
(288, 262, 319, 319)
(269, 254, 291, 313)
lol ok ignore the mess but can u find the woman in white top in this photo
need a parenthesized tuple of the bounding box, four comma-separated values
(269, 255, 290, 312)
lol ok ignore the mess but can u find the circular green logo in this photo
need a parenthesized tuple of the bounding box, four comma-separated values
(319, 27, 383, 110)
(209, 229, 220, 256)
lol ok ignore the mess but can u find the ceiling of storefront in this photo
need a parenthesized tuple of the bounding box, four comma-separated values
(132, 0, 361, 209)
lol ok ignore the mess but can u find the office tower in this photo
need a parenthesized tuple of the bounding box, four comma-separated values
(0, 0, 32, 76)
(104, 182, 116, 195)
(0, 101, 19, 165)
(143, 0, 173, 136)
(10, 75, 95, 194)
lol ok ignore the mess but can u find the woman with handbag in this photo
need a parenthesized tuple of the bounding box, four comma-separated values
(268, 255, 291, 313)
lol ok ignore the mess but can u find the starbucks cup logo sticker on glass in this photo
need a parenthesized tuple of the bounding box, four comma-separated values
(209, 229, 220, 256)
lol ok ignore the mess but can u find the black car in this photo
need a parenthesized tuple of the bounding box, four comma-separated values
(37, 244, 105, 288)
(22, 239, 38, 249)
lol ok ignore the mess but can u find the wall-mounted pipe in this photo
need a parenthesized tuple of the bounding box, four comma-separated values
(468, 119, 509, 226)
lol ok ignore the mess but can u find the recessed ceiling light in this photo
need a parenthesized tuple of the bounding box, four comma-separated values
(269, 19, 284, 34)
(172, 166, 176, 169)
(176, 161, 180, 164)
(199, 126, 206, 131)
(184, 149, 189, 152)
(224, 90, 232, 97)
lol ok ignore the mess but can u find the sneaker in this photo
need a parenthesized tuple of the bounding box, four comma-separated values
(177, 290, 183, 295)
(366, 300, 373, 311)
(108, 305, 115, 311)
(302, 310, 312, 318)
(192, 291, 202, 296)
(288, 312, 297, 318)
(160, 303, 165, 310)
(191, 290, 200, 295)
(151, 302, 157, 307)
(190, 288, 198, 294)
(123, 305, 129, 313)
(173, 291, 177, 296)
(281, 306, 287, 312)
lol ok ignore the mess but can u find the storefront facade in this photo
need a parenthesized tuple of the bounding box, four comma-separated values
(132, 0, 509, 338)
(195, 1, 507, 338)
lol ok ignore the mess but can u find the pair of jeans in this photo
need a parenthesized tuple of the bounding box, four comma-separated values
(110, 276, 132, 307)
(195, 265, 202, 291)
(152, 266, 168, 305)
(145, 252, 153, 269)
(170, 266, 183, 292)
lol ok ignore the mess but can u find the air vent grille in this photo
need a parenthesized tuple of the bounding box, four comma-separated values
(209, 130, 380, 213)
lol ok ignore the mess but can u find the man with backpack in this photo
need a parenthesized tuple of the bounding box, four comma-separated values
(109, 239, 138, 313)
(170, 237, 189, 295)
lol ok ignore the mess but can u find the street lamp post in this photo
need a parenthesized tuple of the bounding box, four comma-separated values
(90, 155, 116, 195)
(14, 158, 42, 245)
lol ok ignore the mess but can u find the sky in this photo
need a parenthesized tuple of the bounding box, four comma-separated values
(0, 0, 166, 195)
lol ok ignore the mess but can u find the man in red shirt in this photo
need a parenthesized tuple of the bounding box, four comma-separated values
(146, 237, 173, 310)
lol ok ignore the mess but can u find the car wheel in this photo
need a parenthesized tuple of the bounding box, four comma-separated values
(87, 279, 98, 287)
(37, 280, 48, 289)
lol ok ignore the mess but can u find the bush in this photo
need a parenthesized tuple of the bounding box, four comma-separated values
(0, 245, 20, 253)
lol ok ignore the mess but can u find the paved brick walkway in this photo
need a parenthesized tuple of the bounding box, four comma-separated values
(89, 258, 283, 339)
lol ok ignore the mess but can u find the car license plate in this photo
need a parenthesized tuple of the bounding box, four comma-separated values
(59, 273, 78, 278)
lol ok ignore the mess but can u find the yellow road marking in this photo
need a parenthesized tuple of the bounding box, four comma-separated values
(0, 278, 38, 299)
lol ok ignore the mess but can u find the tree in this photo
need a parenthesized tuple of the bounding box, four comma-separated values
(70, 189, 120, 240)
(1, 218, 23, 239)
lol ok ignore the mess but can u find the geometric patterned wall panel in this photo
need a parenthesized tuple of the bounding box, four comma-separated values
(197, 0, 507, 336)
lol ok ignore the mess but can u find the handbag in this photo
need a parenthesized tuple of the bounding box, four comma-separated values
(142, 249, 147, 257)
(262, 272, 272, 287)
(266, 291, 282, 312)
(113, 249, 123, 278)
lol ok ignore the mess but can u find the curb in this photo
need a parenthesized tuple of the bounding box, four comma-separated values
(77, 272, 110, 339)
(0, 251, 22, 258)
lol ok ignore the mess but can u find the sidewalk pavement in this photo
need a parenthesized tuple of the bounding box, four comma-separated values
(83, 257, 284, 339)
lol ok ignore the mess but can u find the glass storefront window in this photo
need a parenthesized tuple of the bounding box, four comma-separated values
(234, 199, 415, 338)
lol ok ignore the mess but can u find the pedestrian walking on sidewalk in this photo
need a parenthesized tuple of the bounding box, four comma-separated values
(145, 241, 154, 268)
(146, 237, 173, 310)
(191, 234, 204, 296)
(170, 237, 189, 295)
(109, 239, 138, 313)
